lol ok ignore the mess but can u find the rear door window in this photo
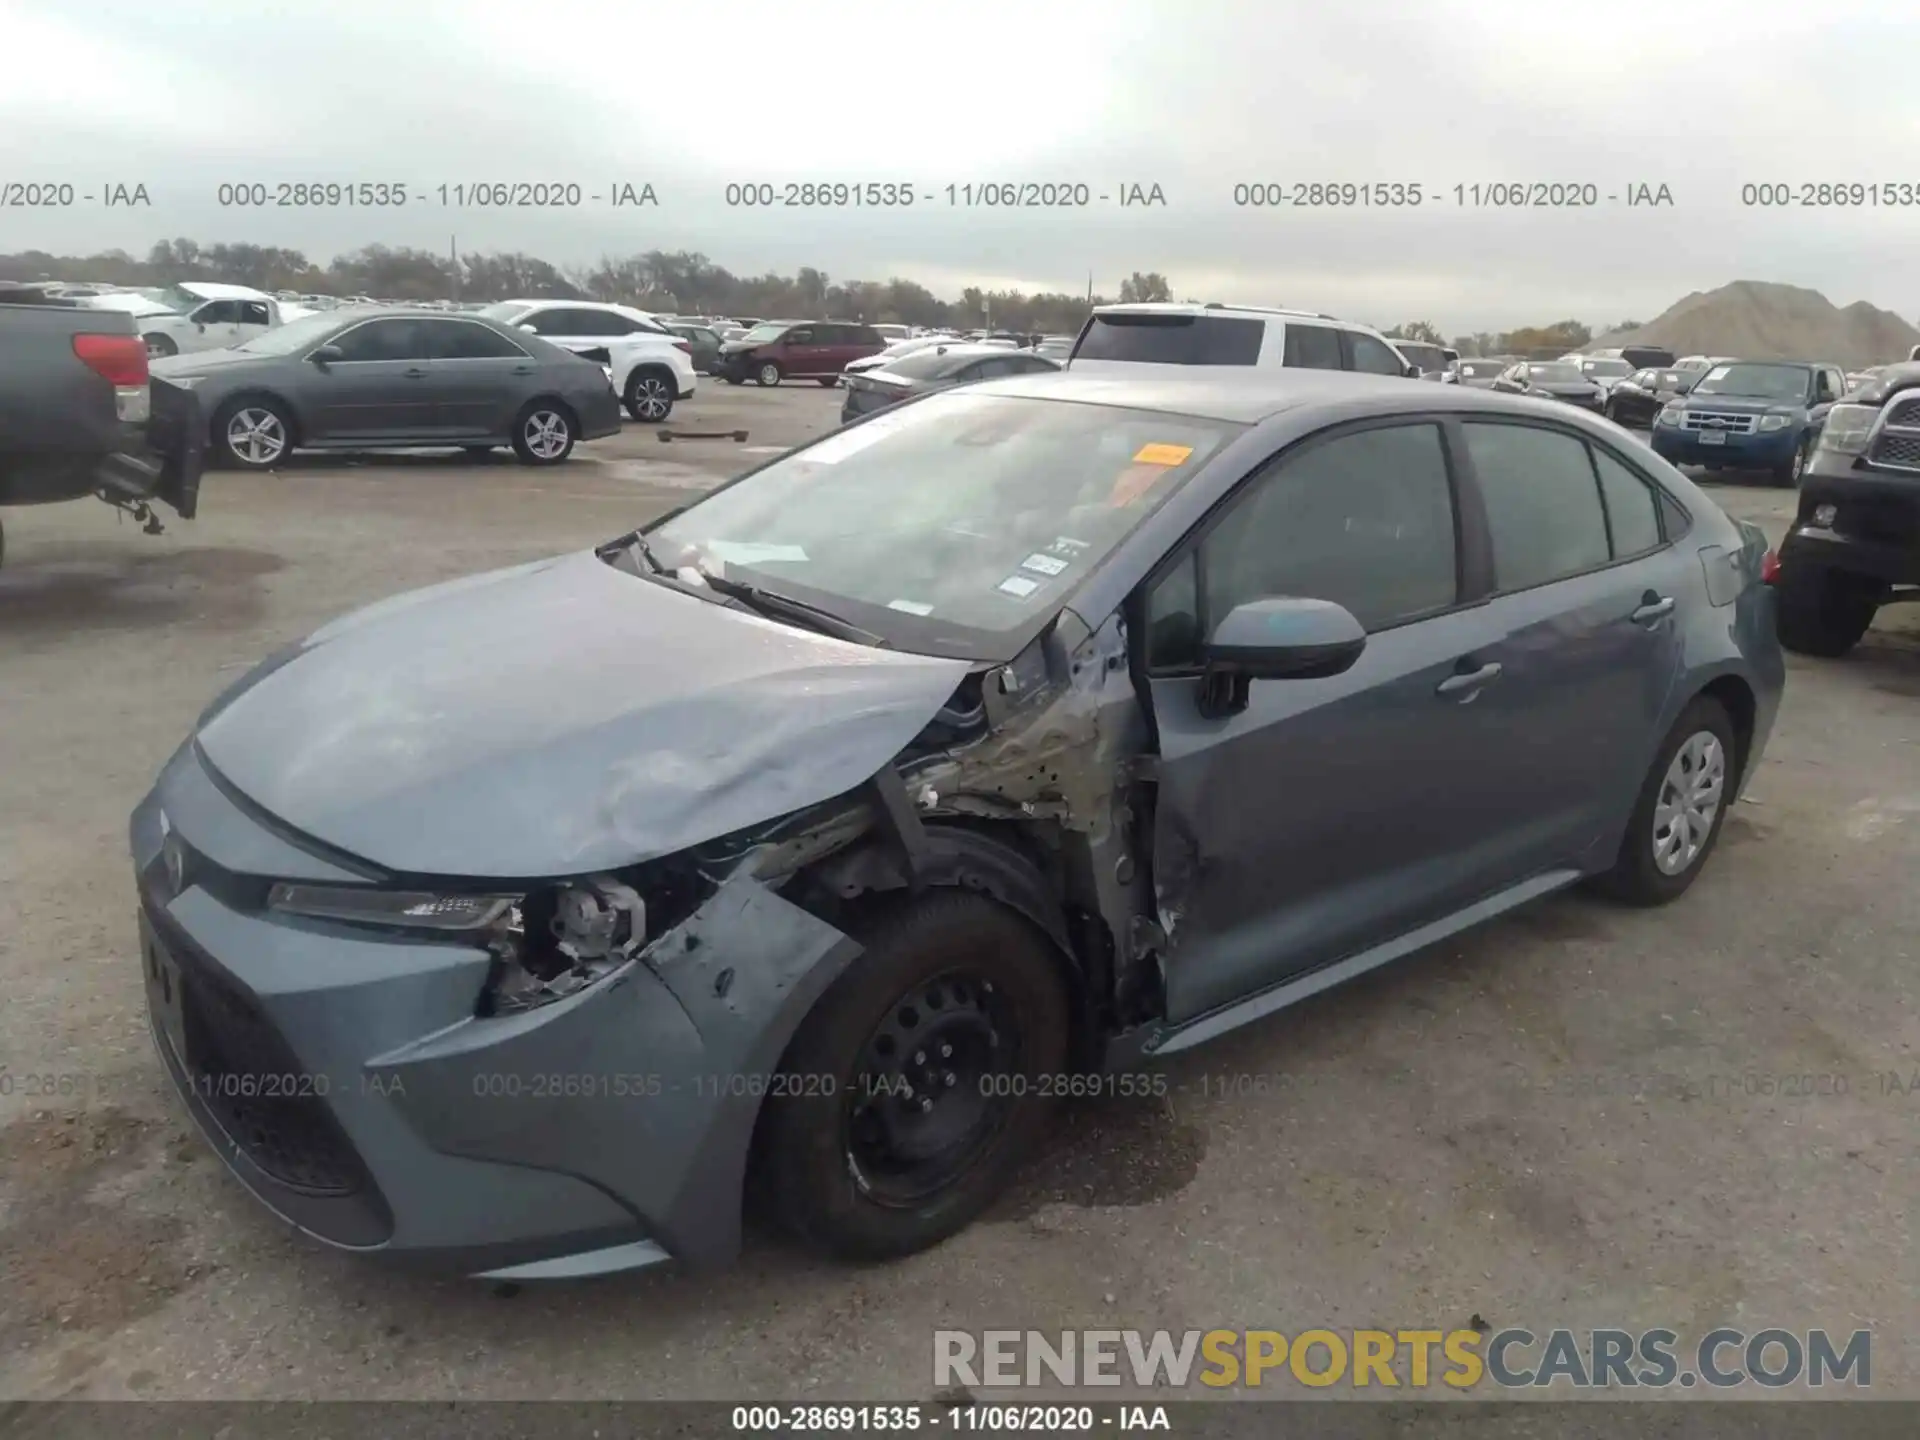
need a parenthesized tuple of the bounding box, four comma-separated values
(1074, 313, 1263, 365)
(1462, 421, 1612, 590)
(1345, 331, 1407, 375)
(1282, 323, 1343, 370)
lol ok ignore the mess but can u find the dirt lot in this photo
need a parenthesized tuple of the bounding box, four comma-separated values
(4, 384, 1920, 1400)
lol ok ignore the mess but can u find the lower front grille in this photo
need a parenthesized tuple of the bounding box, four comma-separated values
(146, 918, 372, 1199)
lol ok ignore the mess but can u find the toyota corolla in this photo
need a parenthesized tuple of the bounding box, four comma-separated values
(132, 370, 1782, 1279)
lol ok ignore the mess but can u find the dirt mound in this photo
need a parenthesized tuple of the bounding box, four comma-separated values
(1590, 281, 1919, 368)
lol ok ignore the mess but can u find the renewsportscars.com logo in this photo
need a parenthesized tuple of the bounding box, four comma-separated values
(933, 1327, 1871, 1390)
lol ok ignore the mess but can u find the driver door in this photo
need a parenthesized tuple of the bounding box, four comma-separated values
(1141, 418, 1522, 1023)
(180, 300, 244, 353)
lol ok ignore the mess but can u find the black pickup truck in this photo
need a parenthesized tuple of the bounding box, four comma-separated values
(1773, 360, 1920, 654)
(0, 284, 204, 569)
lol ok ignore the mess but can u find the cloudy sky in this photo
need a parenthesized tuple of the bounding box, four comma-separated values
(7, 0, 1920, 331)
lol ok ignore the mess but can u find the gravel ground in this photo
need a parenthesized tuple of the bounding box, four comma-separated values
(3, 389, 1918, 1402)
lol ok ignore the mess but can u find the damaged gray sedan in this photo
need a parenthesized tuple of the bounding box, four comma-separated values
(131, 369, 1782, 1277)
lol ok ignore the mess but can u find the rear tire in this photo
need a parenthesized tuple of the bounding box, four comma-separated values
(510, 401, 576, 465)
(757, 891, 1071, 1261)
(818, 377, 839, 387)
(1774, 560, 1878, 656)
(1591, 695, 1736, 906)
(624, 367, 676, 423)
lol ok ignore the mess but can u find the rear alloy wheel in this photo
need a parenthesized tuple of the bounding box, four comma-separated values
(511, 402, 575, 465)
(624, 369, 675, 423)
(1592, 695, 1736, 906)
(756, 361, 783, 387)
(1774, 559, 1879, 656)
(758, 891, 1070, 1260)
(215, 398, 292, 470)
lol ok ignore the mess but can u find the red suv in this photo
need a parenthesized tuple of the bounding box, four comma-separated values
(717, 321, 887, 387)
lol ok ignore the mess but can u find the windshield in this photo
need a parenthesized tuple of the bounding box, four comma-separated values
(739, 323, 789, 343)
(1527, 363, 1582, 384)
(1396, 343, 1447, 370)
(646, 392, 1240, 656)
(234, 312, 346, 355)
(1581, 359, 1633, 378)
(1692, 363, 1811, 400)
(1457, 360, 1504, 377)
(477, 301, 535, 323)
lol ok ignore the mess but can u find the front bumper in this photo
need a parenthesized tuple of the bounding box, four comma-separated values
(130, 742, 862, 1277)
(1778, 466, 1920, 584)
(1649, 423, 1799, 469)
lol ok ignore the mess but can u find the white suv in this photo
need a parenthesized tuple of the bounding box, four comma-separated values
(1067, 302, 1416, 378)
(478, 300, 697, 422)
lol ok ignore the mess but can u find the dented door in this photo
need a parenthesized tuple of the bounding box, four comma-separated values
(1147, 604, 1520, 1024)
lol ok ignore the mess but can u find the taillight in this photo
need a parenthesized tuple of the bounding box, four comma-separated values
(73, 332, 151, 422)
(73, 332, 149, 386)
(1761, 550, 1780, 584)
(672, 341, 692, 354)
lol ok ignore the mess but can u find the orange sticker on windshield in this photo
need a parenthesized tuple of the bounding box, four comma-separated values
(1132, 443, 1193, 466)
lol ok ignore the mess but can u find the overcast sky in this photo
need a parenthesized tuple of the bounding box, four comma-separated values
(7, 0, 1920, 331)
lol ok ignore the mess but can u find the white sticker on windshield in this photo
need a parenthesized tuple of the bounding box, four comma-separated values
(997, 574, 1041, 598)
(1021, 552, 1069, 576)
(706, 541, 808, 564)
(887, 599, 934, 616)
(1046, 536, 1090, 558)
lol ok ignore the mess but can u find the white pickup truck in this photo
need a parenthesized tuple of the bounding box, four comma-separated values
(86, 282, 311, 359)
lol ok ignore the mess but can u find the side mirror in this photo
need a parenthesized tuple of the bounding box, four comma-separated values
(310, 344, 344, 365)
(1403, 362, 1420, 379)
(517, 322, 537, 332)
(1197, 597, 1366, 718)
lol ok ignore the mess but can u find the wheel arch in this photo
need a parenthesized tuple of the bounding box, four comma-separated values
(519, 392, 580, 427)
(786, 818, 1093, 1057)
(1695, 672, 1758, 788)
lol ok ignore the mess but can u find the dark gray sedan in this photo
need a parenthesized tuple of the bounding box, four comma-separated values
(150, 309, 622, 470)
(839, 342, 1060, 421)
(132, 370, 1781, 1278)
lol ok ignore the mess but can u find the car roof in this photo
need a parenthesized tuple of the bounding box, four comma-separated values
(965, 367, 1603, 423)
(1090, 301, 1349, 323)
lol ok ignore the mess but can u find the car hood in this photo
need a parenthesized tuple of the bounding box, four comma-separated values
(194, 550, 971, 878)
(720, 340, 767, 355)
(1531, 381, 1601, 396)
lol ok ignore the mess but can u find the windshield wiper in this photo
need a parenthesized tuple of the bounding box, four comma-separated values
(598, 528, 666, 576)
(695, 571, 888, 648)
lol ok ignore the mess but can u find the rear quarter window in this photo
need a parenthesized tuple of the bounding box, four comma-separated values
(1074, 314, 1263, 365)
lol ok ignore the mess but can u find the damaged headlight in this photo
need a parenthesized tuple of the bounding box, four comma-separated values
(268, 884, 517, 931)
(268, 876, 654, 1016)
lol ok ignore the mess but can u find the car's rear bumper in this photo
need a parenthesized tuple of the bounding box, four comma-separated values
(0, 380, 205, 516)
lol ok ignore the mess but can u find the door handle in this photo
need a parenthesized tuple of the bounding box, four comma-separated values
(1436, 661, 1502, 699)
(512, 365, 534, 374)
(1631, 595, 1676, 624)
(403, 367, 428, 378)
